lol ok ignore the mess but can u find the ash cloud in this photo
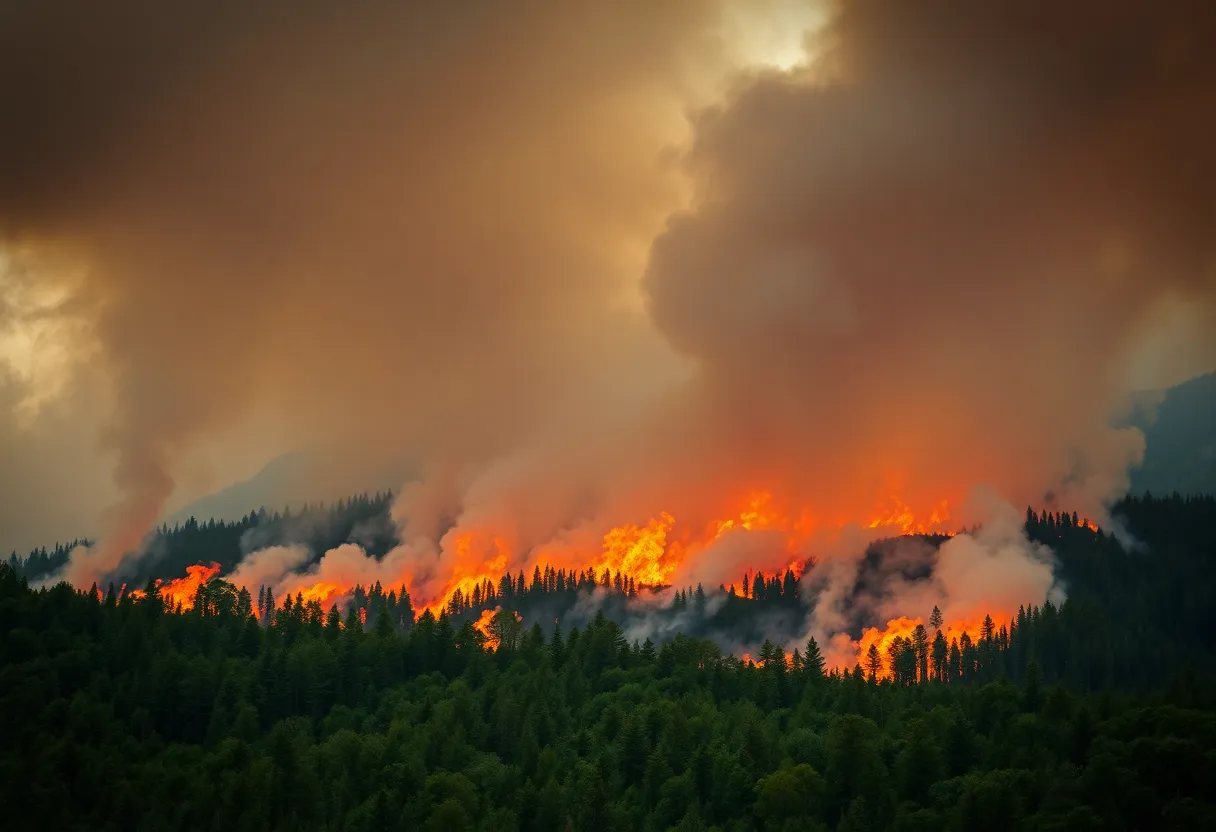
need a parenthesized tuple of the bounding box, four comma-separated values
(4, 1, 724, 581)
(643, 0, 1216, 526)
(5, 0, 1216, 600)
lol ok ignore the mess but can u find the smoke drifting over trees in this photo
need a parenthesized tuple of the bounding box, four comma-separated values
(2, 1, 1215, 621)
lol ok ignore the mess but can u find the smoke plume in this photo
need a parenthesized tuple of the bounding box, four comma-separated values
(3, 1, 1215, 626)
(2, 1, 724, 579)
(643, 0, 1216, 533)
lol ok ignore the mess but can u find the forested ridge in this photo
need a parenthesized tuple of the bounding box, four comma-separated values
(2, 494, 1215, 830)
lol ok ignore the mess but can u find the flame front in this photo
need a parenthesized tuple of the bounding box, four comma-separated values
(129, 562, 221, 611)
(474, 608, 499, 649)
(866, 497, 952, 536)
(136, 488, 963, 625)
(597, 511, 678, 586)
(848, 613, 1006, 679)
(297, 581, 347, 606)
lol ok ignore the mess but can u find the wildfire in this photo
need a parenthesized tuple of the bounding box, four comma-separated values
(473, 606, 522, 651)
(597, 511, 678, 587)
(112, 488, 972, 625)
(129, 562, 221, 611)
(866, 497, 952, 536)
(417, 533, 510, 617)
(297, 581, 346, 606)
(849, 612, 1006, 678)
(474, 608, 498, 648)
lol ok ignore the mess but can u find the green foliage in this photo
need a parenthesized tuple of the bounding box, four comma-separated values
(3, 558, 1215, 831)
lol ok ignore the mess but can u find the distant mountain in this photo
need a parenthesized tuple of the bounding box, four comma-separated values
(166, 451, 411, 527)
(1130, 372, 1216, 496)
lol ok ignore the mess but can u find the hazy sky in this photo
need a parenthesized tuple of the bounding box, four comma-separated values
(2, 0, 1214, 562)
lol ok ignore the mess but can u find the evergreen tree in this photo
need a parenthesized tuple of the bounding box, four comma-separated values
(929, 605, 943, 630)
(865, 643, 882, 681)
(804, 636, 826, 679)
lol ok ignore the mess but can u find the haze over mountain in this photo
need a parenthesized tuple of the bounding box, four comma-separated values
(1129, 371, 1216, 496)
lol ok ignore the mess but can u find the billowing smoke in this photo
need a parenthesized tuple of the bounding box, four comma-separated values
(4, 1, 1215, 632)
(3, 1, 725, 581)
(224, 545, 311, 598)
(642, 0, 1216, 532)
(801, 494, 1063, 667)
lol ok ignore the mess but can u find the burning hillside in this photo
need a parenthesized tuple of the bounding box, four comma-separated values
(246, 487, 961, 623)
(72, 493, 1094, 673)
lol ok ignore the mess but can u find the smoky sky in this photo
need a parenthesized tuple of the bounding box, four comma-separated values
(1, 1, 1215, 582)
(643, 0, 1216, 530)
(0, 1, 724, 568)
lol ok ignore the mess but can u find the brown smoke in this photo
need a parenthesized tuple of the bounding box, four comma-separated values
(0, 1, 725, 577)
(643, 0, 1216, 528)
(3, 1, 1215, 594)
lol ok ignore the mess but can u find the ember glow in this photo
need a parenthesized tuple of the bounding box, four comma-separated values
(296, 581, 347, 607)
(473, 608, 499, 650)
(129, 562, 221, 611)
(848, 614, 1003, 678)
(201, 487, 964, 621)
(597, 512, 678, 587)
(421, 533, 509, 618)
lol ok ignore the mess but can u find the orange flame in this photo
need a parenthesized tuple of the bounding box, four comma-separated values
(122, 488, 966, 624)
(866, 497, 952, 535)
(417, 532, 511, 617)
(129, 562, 221, 611)
(474, 608, 499, 649)
(473, 606, 522, 651)
(597, 512, 678, 586)
(297, 581, 348, 607)
(849, 612, 1007, 678)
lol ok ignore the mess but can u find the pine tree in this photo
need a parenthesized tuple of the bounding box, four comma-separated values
(912, 624, 930, 683)
(804, 637, 826, 679)
(325, 604, 342, 637)
(932, 630, 948, 682)
(929, 605, 943, 630)
(782, 568, 797, 601)
(865, 643, 882, 681)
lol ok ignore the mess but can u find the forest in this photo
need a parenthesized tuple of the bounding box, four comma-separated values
(2, 493, 1215, 830)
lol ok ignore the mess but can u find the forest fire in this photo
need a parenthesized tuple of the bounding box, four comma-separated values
(866, 497, 953, 536)
(128, 562, 221, 611)
(297, 581, 347, 606)
(125, 489, 964, 622)
(849, 612, 1008, 679)
(597, 512, 678, 587)
(469, 608, 498, 647)
(473, 608, 499, 649)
